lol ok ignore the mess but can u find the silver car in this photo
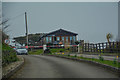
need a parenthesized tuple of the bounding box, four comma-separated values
(16, 48, 28, 55)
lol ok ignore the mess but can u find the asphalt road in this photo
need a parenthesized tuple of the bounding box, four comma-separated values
(11, 55, 118, 78)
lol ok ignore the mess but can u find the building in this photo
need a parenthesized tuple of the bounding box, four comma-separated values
(8, 39, 22, 48)
(39, 29, 78, 45)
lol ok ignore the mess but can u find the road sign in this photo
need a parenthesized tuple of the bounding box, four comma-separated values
(4, 39, 10, 44)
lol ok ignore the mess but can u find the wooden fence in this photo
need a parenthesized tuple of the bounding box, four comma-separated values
(80, 42, 120, 53)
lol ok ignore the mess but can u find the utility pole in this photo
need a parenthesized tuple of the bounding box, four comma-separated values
(25, 12, 28, 47)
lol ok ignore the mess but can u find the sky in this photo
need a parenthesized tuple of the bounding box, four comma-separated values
(2, 0, 120, 2)
(2, 2, 118, 43)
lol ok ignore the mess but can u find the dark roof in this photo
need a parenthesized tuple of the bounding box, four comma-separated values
(45, 29, 78, 36)
(39, 29, 78, 41)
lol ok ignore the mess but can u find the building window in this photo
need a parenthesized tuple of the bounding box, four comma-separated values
(62, 37, 64, 41)
(66, 37, 68, 41)
(70, 36, 72, 41)
(49, 37, 52, 42)
(57, 37, 60, 41)
(73, 36, 76, 41)
(62, 37, 64, 43)
(46, 37, 48, 43)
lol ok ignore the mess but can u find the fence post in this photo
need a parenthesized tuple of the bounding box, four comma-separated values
(96, 44, 98, 53)
(90, 44, 92, 52)
(98, 43, 101, 53)
(106, 42, 108, 53)
(88, 43, 89, 52)
(109, 42, 111, 53)
(93, 44, 95, 52)
(82, 43, 84, 53)
(85, 43, 86, 52)
(116, 42, 119, 53)
(102, 43, 104, 53)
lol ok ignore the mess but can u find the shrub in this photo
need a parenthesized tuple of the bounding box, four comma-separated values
(2, 43, 18, 66)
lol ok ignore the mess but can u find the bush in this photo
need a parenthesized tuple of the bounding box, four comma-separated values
(2, 43, 18, 66)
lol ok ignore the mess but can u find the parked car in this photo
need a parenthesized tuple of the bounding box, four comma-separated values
(16, 48, 28, 55)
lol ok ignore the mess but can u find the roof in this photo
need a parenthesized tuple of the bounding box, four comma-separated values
(39, 29, 78, 41)
(45, 29, 78, 36)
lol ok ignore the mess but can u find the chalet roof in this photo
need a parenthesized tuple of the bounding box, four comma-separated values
(45, 29, 78, 36)
(39, 29, 78, 41)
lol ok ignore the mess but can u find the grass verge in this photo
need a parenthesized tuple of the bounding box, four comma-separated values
(49, 54, 120, 68)
(2, 43, 19, 67)
(29, 49, 43, 55)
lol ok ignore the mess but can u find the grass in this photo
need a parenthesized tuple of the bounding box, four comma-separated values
(29, 49, 43, 55)
(2, 43, 13, 50)
(50, 48, 65, 53)
(84, 52, 118, 56)
(50, 54, 120, 68)
(29, 48, 65, 55)
(0, 42, 2, 50)
(2, 43, 18, 66)
(76, 56, 120, 68)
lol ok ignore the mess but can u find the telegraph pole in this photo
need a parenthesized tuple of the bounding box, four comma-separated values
(25, 12, 28, 47)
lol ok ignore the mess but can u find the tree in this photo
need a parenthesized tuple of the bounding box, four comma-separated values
(0, 14, 10, 42)
(106, 33, 113, 43)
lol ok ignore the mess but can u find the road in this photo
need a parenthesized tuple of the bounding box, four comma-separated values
(11, 55, 118, 78)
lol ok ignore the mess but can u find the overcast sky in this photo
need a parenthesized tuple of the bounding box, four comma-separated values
(2, 0, 120, 2)
(2, 2, 118, 43)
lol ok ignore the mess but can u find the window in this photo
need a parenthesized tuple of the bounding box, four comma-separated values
(66, 37, 68, 41)
(73, 36, 76, 41)
(70, 36, 72, 41)
(46, 37, 48, 43)
(49, 37, 52, 42)
(62, 37, 64, 41)
(57, 37, 60, 41)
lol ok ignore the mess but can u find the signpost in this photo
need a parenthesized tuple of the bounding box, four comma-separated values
(4, 39, 10, 44)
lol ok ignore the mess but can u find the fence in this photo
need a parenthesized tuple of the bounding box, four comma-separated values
(26, 41, 120, 53)
(81, 42, 120, 53)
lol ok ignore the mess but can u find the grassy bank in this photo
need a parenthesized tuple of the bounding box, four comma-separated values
(28, 48, 66, 55)
(50, 48, 65, 53)
(29, 49, 43, 55)
(2, 43, 18, 67)
(50, 54, 120, 68)
(83, 52, 118, 56)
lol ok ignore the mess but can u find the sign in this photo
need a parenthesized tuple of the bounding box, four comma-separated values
(4, 39, 10, 44)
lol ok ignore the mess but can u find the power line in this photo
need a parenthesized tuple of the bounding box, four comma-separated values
(9, 12, 25, 21)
